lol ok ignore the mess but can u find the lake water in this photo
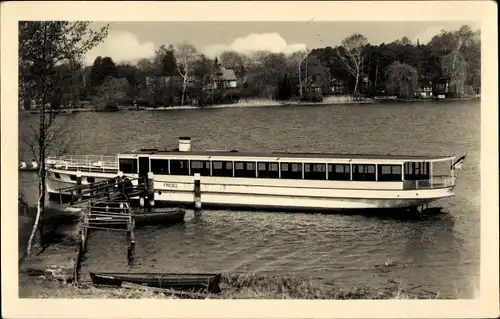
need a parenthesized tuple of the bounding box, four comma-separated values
(19, 100, 481, 298)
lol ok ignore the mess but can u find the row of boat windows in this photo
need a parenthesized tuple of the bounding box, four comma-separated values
(50, 172, 96, 183)
(119, 158, 431, 181)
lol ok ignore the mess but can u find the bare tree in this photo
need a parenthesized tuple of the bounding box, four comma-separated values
(429, 25, 475, 95)
(385, 61, 418, 99)
(175, 42, 198, 106)
(337, 33, 368, 95)
(93, 76, 129, 110)
(447, 25, 474, 95)
(19, 21, 108, 256)
(289, 50, 309, 99)
(219, 50, 246, 77)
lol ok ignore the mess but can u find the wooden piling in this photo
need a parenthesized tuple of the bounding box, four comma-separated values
(194, 173, 201, 211)
(117, 171, 124, 194)
(147, 172, 155, 211)
(127, 214, 135, 265)
(76, 171, 83, 201)
(74, 206, 89, 284)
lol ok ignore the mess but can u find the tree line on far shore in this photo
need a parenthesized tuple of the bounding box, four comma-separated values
(21, 24, 480, 110)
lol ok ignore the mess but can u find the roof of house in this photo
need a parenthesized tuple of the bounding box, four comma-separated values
(418, 79, 433, 87)
(220, 68, 237, 81)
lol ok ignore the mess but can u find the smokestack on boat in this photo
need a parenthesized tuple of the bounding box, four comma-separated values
(178, 137, 191, 152)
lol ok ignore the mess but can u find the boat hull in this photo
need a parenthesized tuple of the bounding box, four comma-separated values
(46, 169, 453, 212)
(89, 272, 221, 293)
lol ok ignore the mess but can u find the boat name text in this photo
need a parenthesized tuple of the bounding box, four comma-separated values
(163, 183, 178, 188)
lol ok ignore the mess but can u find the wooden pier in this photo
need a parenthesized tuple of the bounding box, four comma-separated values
(81, 200, 136, 265)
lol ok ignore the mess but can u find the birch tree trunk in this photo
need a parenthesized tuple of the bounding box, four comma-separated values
(175, 42, 198, 106)
(181, 76, 187, 106)
(298, 63, 302, 98)
(20, 22, 109, 257)
(337, 33, 368, 96)
(354, 75, 359, 96)
(26, 24, 49, 256)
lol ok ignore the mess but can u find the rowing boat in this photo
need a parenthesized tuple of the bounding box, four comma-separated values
(89, 272, 222, 293)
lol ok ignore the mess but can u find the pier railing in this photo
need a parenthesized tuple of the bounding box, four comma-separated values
(57, 176, 148, 206)
(46, 155, 118, 173)
(403, 175, 455, 190)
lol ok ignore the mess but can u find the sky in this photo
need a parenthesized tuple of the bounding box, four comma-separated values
(84, 21, 481, 66)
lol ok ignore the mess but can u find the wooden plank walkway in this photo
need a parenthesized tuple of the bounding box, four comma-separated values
(56, 176, 149, 207)
(82, 200, 137, 264)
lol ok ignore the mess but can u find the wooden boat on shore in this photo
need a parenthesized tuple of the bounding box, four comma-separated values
(89, 272, 222, 293)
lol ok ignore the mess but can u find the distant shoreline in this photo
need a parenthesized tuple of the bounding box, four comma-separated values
(19, 95, 480, 115)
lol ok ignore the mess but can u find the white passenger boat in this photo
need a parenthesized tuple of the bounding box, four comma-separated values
(45, 137, 465, 212)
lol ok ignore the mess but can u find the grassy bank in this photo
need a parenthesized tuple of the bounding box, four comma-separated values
(18, 201, 83, 265)
(19, 94, 480, 115)
(19, 272, 434, 299)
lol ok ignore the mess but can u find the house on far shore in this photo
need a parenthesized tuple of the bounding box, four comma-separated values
(417, 80, 433, 98)
(145, 75, 195, 90)
(432, 77, 449, 97)
(145, 67, 238, 92)
(204, 67, 238, 90)
(329, 78, 347, 95)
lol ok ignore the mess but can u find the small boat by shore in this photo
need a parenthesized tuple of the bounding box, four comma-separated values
(89, 272, 222, 293)
(135, 208, 186, 226)
(19, 160, 38, 172)
(89, 201, 186, 228)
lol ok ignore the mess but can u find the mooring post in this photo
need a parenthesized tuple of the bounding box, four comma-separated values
(76, 171, 82, 201)
(194, 173, 201, 211)
(81, 222, 88, 252)
(127, 213, 135, 264)
(117, 171, 124, 194)
(147, 172, 155, 212)
(139, 196, 145, 213)
(106, 178, 112, 200)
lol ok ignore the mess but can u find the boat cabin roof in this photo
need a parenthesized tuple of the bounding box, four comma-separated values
(118, 149, 455, 164)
